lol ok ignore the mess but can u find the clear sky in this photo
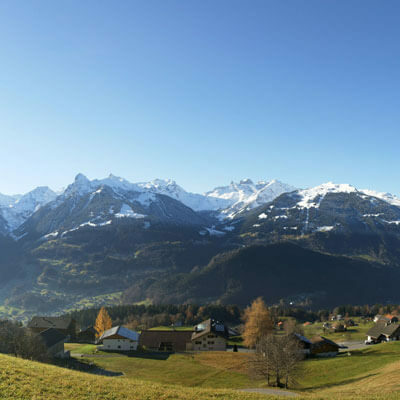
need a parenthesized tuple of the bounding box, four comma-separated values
(0, 1, 399, 195)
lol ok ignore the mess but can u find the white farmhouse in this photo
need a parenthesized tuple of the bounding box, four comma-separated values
(98, 326, 140, 351)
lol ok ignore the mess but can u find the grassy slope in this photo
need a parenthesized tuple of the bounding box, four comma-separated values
(78, 342, 400, 399)
(0, 353, 270, 400)
(81, 352, 262, 389)
(298, 342, 400, 392)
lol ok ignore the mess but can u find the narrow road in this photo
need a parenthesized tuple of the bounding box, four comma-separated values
(240, 388, 298, 397)
(337, 340, 368, 351)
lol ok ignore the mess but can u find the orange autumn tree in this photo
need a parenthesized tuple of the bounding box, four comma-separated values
(94, 307, 112, 338)
(242, 297, 273, 348)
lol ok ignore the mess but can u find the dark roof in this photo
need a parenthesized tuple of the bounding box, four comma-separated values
(139, 330, 193, 352)
(28, 316, 74, 330)
(310, 336, 340, 349)
(39, 328, 66, 348)
(192, 319, 229, 341)
(367, 322, 400, 339)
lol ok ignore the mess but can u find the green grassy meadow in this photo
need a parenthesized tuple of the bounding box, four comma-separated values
(302, 318, 374, 342)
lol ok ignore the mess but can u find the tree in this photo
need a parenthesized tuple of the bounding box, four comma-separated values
(0, 320, 50, 362)
(242, 297, 273, 348)
(94, 307, 112, 338)
(249, 333, 303, 388)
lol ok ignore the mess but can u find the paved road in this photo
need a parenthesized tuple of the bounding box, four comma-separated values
(337, 340, 368, 351)
(240, 388, 298, 397)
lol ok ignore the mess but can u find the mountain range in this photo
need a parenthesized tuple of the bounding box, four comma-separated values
(1, 173, 400, 320)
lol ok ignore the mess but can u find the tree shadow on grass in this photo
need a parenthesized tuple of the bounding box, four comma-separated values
(126, 351, 171, 360)
(53, 357, 124, 377)
(296, 372, 379, 391)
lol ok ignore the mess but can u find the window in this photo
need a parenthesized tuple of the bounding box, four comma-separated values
(195, 341, 201, 345)
(208, 341, 214, 345)
(118, 345, 121, 349)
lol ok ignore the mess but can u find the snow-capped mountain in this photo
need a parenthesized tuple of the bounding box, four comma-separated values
(240, 182, 400, 237)
(14, 174, 208, 240)
(2, 174, 400, 242)
(137, 179, 231, 211)
(206, 179, 296, 218)
(0, 186, 57, 233)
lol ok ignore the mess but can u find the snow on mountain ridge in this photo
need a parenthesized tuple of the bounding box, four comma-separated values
(207, 179, 296, 218)
(296, 182, 358, 209)
(0, 186, 57, 232)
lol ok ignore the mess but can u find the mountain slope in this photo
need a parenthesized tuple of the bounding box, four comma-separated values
(238, 183, 400, 238)
(125, 243, 400, 308)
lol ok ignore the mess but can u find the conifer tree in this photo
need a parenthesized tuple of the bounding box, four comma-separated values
(94, 307, 112, 338)
(242, 297, 273, 348)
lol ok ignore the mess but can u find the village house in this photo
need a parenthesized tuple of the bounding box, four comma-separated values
(366, 322, 400, 343)
(38, 328, 69, 358)
(310, 336, 340, 357)
(191, 319, 229, 351)
(374, 314, 399, 324)
(139, 330, 194, 352)
(98, 326, 140, 351)
(28, 316, 77, 340)
(76, 326, 97, 344)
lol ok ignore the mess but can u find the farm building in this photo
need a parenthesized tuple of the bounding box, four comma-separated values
(367, 322, 400, 343)
(39, 328, 69, 358)
(310, 336, 340, 357)
(77, 326, 97, 344)
(191, 319, 229, 351)
(98, 326, 140, 351)
(28, 316, 77, 340)
(139, 330, 193, 352)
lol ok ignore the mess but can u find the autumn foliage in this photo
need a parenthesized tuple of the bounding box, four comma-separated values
(242, 297, 273, 348)
(94, 307, 112, 338)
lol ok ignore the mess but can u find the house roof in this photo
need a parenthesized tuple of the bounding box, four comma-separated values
(191, 319, 229, 341)
(28, 316, 74, 330)
(139, 330, 193, 351)
(310, 336, 340, 348)
(367, 322, 400, 339)
(99, 326, 139, 342)
(39, 328, 67, 348)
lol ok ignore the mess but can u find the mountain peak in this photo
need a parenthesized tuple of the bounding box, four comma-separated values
(74, 173, 90, 183)
(239, 178, 254, 185)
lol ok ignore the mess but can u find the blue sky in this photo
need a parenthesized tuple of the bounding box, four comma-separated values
(0, 1, 399, 195)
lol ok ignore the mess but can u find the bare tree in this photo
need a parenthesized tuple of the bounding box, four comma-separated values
(249, 333, 303, 389)
(0, 319, 50, 362)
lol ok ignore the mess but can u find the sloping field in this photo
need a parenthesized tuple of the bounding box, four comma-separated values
(0, 353, 272, 400)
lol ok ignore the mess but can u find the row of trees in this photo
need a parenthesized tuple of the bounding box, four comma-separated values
(68, 304, 242, 331)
